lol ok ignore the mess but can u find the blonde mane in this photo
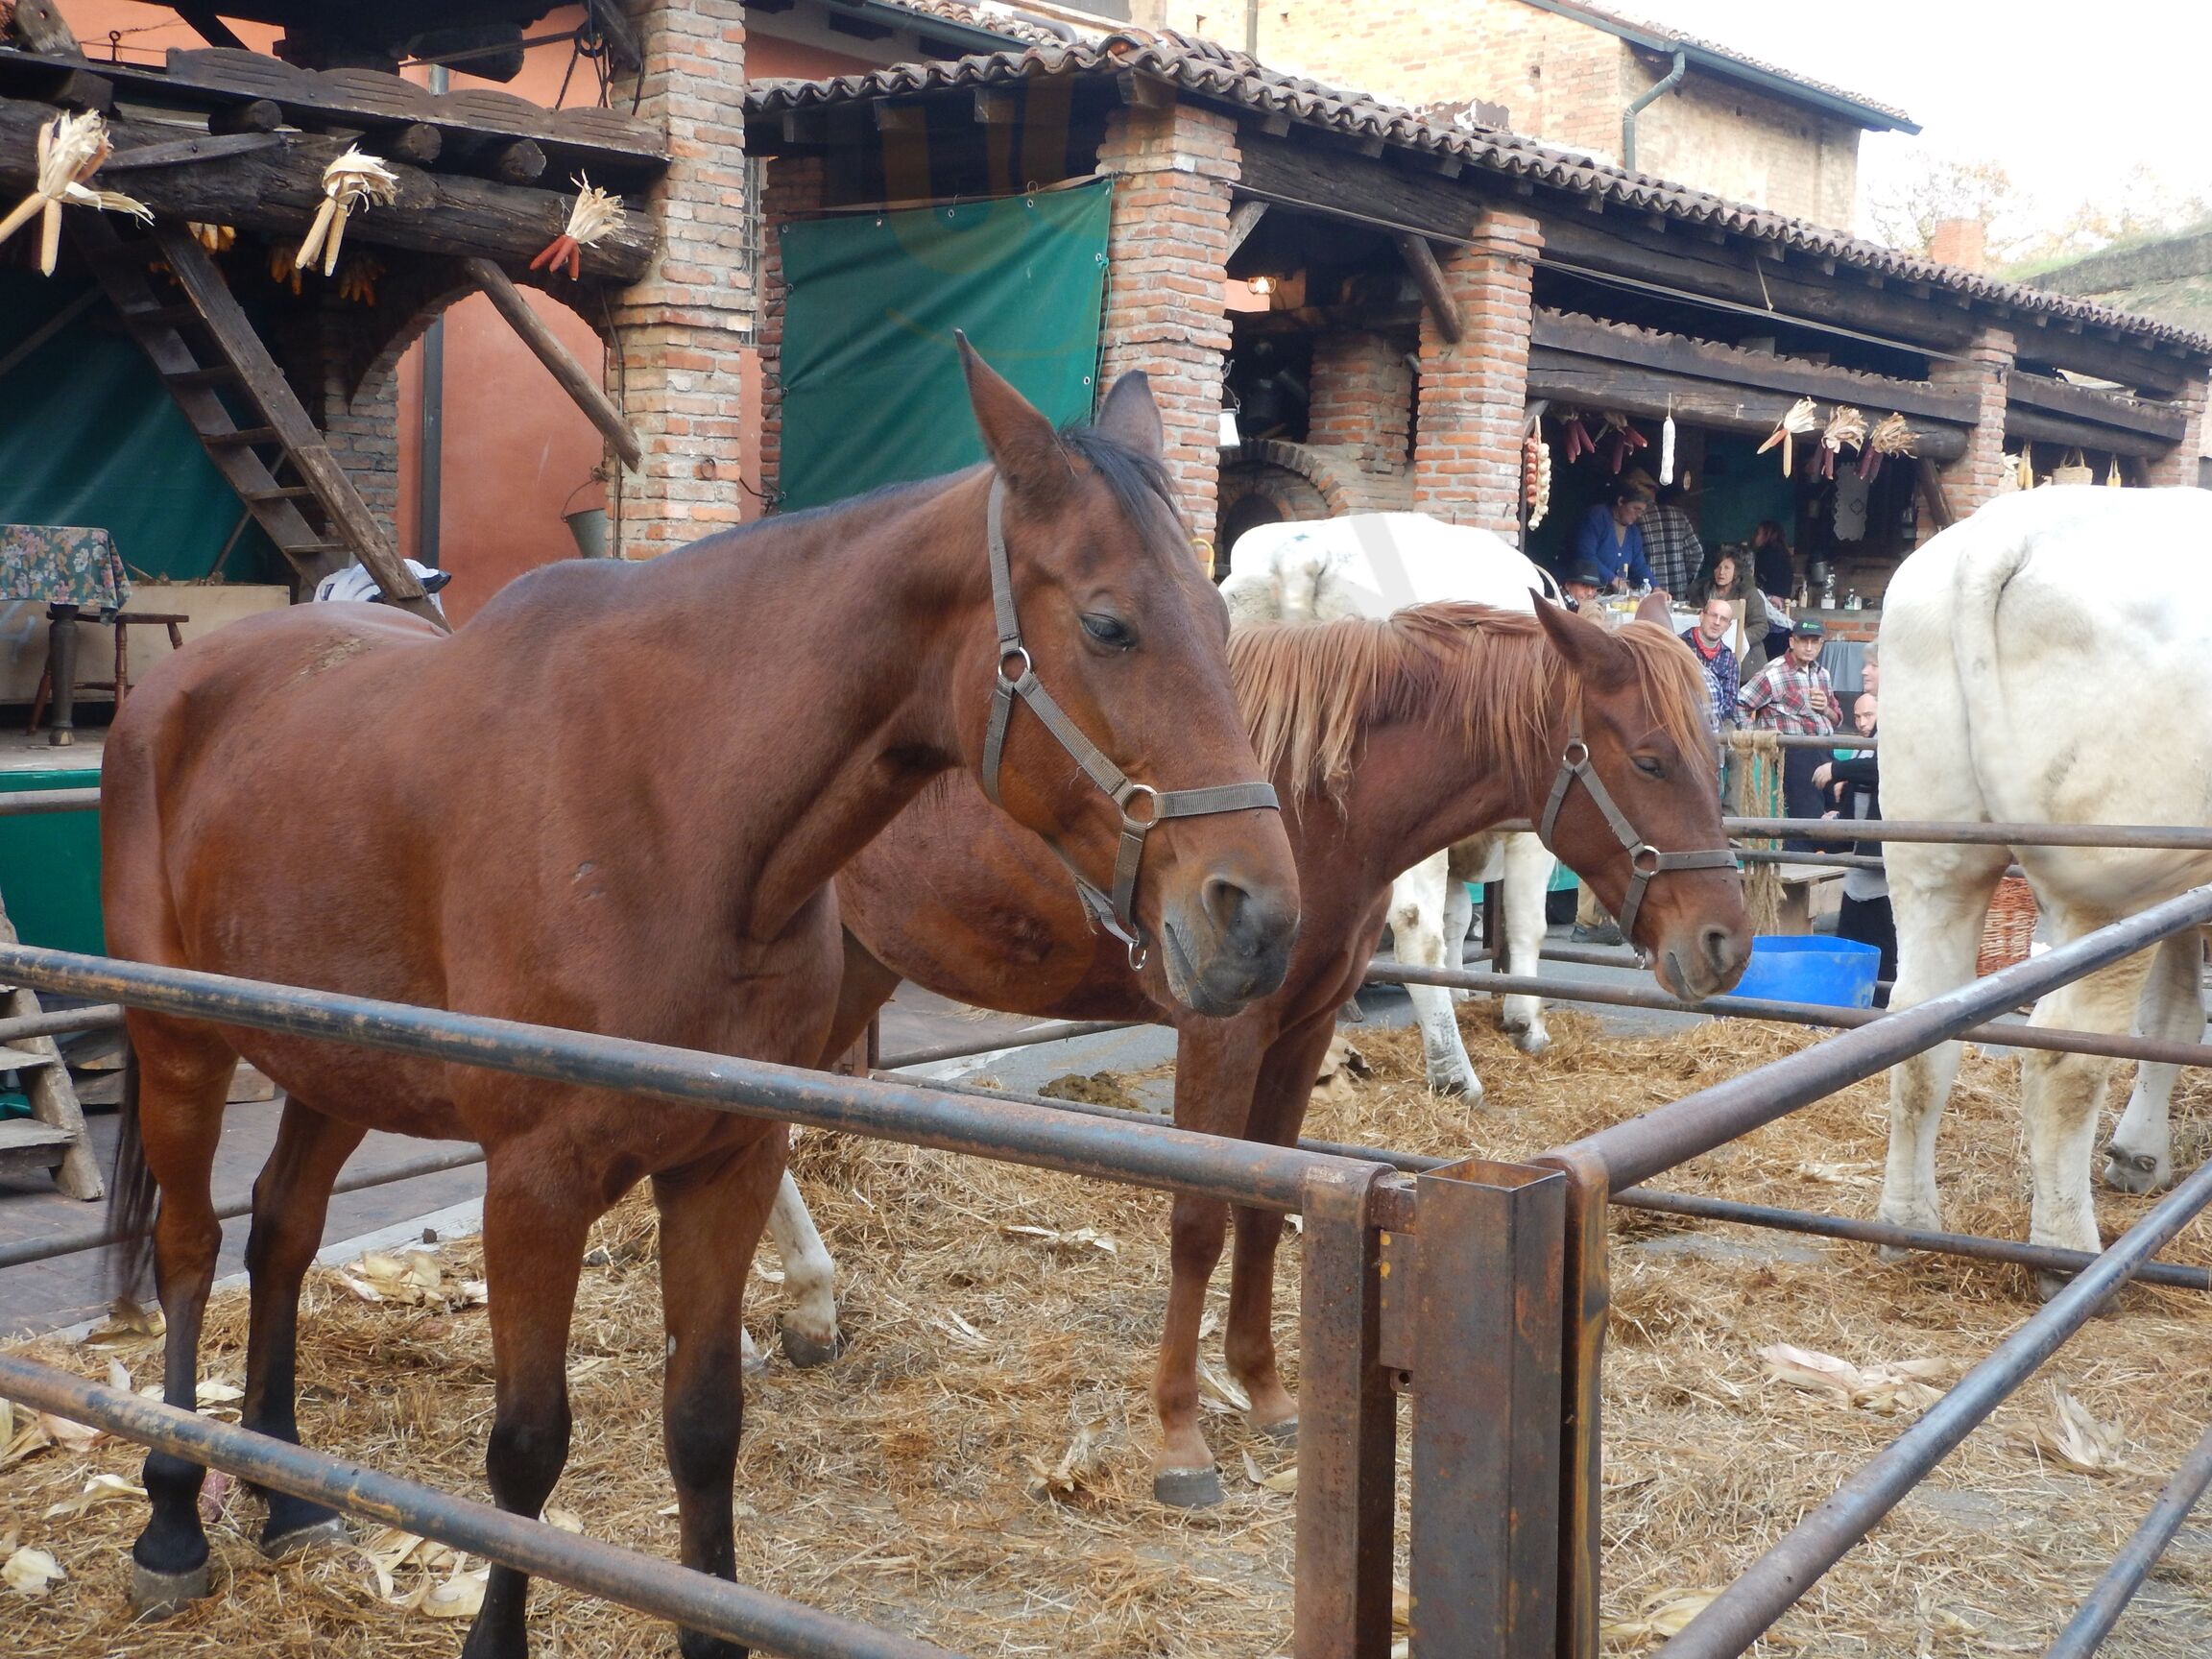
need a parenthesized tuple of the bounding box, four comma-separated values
(1227, 603, 1714, 806)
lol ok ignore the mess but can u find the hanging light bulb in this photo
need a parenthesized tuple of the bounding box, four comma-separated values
(1218, 387, 1242, 448)
(1247, 275, 1274, 297)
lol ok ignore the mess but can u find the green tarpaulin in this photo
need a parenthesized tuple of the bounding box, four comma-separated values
(777, 180, 1113, 513)
(0, 271, 282, 585)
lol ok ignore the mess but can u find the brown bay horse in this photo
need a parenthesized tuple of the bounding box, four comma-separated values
(100, 346, 1300, 1657)
(821, 602, 1751, 1503)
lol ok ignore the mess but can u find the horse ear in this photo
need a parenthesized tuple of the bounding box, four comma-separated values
(1533, 594, 1635, 690)
(957, 332, 1072, 501)
(1091, 370, 1164, 459)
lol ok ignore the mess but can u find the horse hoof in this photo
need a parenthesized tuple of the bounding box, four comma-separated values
(779, 1318, 845, 1369)
(1336, 999, 1366, 1024)
(1511, 1028, 1551, 1057)
(678, 1628, 751, 1659)
(1875, 1242, 1914, 1266)
(2102, 1147, 2166, 1194)
(261, 1514, 349, 1560)
(1152, 1466, 1224, 1509)
(1253, 1416, 1299, 1446)
(131, 1559, 211, 1621)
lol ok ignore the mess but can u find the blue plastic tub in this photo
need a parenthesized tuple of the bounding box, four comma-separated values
(1730, 935, 1881, 1009)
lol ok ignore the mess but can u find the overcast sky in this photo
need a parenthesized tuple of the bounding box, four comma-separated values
(1631, 0, 2211, 237)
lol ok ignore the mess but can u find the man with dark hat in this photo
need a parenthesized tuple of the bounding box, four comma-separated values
(1559, 561, 1609, 613)
(1737, 616, 1841, 846)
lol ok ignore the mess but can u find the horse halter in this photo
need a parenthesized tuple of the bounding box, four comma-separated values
(1536, 711, 1739, 947)
(977, 480, 1281, 969)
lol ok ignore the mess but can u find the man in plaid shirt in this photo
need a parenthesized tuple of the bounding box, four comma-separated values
(1738, 617, 1839, 841)
(1681, 594, 1739, 732)
(1641, 483, 1705, 596)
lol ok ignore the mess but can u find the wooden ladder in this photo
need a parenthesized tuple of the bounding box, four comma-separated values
(0, 895, 101, 1201)
(73, 217, 440, 623)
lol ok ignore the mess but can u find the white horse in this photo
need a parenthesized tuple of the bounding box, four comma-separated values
(1877, 486, 2212, 1297)
(1223, 512, 1564, 1099)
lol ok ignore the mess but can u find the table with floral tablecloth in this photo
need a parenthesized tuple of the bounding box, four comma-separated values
(0, 525, 132, 611)
(1, 525, 132, 745)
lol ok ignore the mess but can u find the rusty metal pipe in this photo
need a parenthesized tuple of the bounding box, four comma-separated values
(1655, 1156, 2212, 1659)
(1724, 816, 2212, 850)
(876, 1020, 1145, 1070)
(1611, 1187, 2212, 1292)
(1542, 884, 2212, 1190)
(0, 945, 1390, 1217)
(1365, 961, 2212, 1070)
(2043, 1417, 2212, 1659)
(0, 1002, 124, 1042)
(0, 1355, 955, 1659)
(0, 787, 101, 815)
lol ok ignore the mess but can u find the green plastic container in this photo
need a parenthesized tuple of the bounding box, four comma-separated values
(0, 764, 104, 955)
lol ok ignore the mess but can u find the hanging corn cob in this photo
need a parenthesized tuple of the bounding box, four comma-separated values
(1855, 411, 1916, 483)
(1813, 405, 1866, 482)
(335, 252, 384, 305)
(529, 175, 625, 281)
(0, 111, 153, 276)
(297, 149, 400, 276)
(1523, 427, 1552, 529)
(268, 244, 303, 296)
(1599, 410, 1647, 474)
(1658, 411, 1676, 485)
(1756, 397, 1819, 478)
(2105, 457, 2124, 488)
(1556, 410, 1596, 464)
(188, 222, 234, 253)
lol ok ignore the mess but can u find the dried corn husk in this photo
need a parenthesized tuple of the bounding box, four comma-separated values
(1757, 397, 1818, 476)
(1868, 411, 1917, 457)
(297, 149, 399, 276)
(0, 111, 153, 276)
(1758, 1342, 1949, 1415)
(1821, 405, 1868, 457)
(562, 174, 624, 247)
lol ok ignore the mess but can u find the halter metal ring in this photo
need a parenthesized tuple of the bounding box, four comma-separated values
(998, 645, 1032, 686)
(1631, 843, 1664, 875)
(1126, 937, 1148, 972)
(1119, 782, 1162, 830)
(1561, 738, 1591, 767)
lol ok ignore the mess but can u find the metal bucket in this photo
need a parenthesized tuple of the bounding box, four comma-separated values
(564, 507, 610, 559)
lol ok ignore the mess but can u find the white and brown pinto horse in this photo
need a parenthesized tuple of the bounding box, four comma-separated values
(1878, 486, 2212, 1296)
(1221, 512, 1566, 1100)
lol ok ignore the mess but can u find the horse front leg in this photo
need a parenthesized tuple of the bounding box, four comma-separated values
(2104, 931, 2201, 1194)
(124, 1021, 237, 1619)
(1390, 854, 1482, 1101)
(239, 1096, 367, 1557)
(1150, 1020, 1265, 1508)
(1496, 832, 1555, 1055)
(652, 1129, 786, 1659)
(1877, 844, 2008, 1246)
(463, 1150, 596, 1659)
(1223, 1009, 1341, 1451)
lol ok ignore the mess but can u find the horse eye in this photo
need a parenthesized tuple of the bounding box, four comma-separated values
(1634, 756, 1666, 779)
(1081, 613, 1136, 650)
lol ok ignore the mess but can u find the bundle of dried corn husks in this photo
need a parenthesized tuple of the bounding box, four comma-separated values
(1856, 411, 1917, 481)
(0, 111, 153, 276)
(297, 148, 400, 276)
(529, 174, 625, 280)
(1756, 396, 1818, 477)
(1812, 405, 1866, 479)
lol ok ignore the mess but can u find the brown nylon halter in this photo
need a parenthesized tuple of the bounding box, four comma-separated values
(977, 480, 1281, 970)
(1537, 711, 1738, 946)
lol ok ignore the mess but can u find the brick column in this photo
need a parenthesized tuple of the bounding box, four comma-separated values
(1411, 208, 1541, 541)
(754, 154, 826, 507)
(1927, 325, 2014, 522)
(1094, 99, 1239, 547)
(1309, 330, 1412, 479)
(2143, 369, 2209, 489)
(606, 0, 751, 562)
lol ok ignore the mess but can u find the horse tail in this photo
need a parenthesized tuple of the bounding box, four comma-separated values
(1943, 525, 2036, 789)
(106, 1037, 159, 1306)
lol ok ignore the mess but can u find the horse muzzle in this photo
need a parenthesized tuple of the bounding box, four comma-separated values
(1652, 920, 1751, 1003)
(1158, 870, 1298, 1017)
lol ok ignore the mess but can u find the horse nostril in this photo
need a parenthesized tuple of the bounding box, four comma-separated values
(1202, 876, 1253, 943)
(1701, 925, 1741, 974)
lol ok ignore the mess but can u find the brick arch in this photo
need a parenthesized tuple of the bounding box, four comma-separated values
(1217, 439, 1417, 553)
(342, 261, 608, 406)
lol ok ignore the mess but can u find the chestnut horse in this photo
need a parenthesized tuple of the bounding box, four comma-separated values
(100, 347, 1300, 1658)
(801, 601, 1749, 1503)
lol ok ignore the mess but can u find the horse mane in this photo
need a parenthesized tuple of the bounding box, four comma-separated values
(1228, 603, 1714, 805)
(1060, 421, 1187, 541)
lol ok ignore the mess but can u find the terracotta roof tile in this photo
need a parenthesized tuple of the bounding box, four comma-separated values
(744, 33, 2209, 357)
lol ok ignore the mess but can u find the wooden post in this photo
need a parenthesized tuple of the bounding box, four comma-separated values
(0, 894, 101, 1201)
(1395, 232, 1464, 345)
(463, 255, 644, 471)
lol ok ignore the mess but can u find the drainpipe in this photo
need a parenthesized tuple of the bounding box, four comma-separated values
(1622, 47, 1687, 174)
(417, 63, 448, 570)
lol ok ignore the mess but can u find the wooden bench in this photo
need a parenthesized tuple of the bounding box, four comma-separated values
(1773, 862, 1848, 935)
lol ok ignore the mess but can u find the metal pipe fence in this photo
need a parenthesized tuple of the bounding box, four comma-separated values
(2043, 1419, 2212, 1659)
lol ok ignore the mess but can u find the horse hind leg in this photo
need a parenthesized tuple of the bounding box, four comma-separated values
(766, 1170, 842, 1368)
(239, 1097, 367, 1557)
(654, 1131, 787, 1659)
(2104, 932, 2200, 1194)
(1494, 834, 1555, 1055)
(118, 1019, 237, 1617)
(1389, 854, 1483, 1102)
(463, 1145, 597, 1659)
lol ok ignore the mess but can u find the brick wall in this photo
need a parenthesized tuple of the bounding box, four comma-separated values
(1150, 0, 1862, 227)
(1410, 208, 1541, 540)
(1308, 330, 1412, 476)
(1926, 326, 2014, 522)
(606, 0, 753, 562)
(1094, 98, 1240, 547)
(2144, 371, 2210, 488)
